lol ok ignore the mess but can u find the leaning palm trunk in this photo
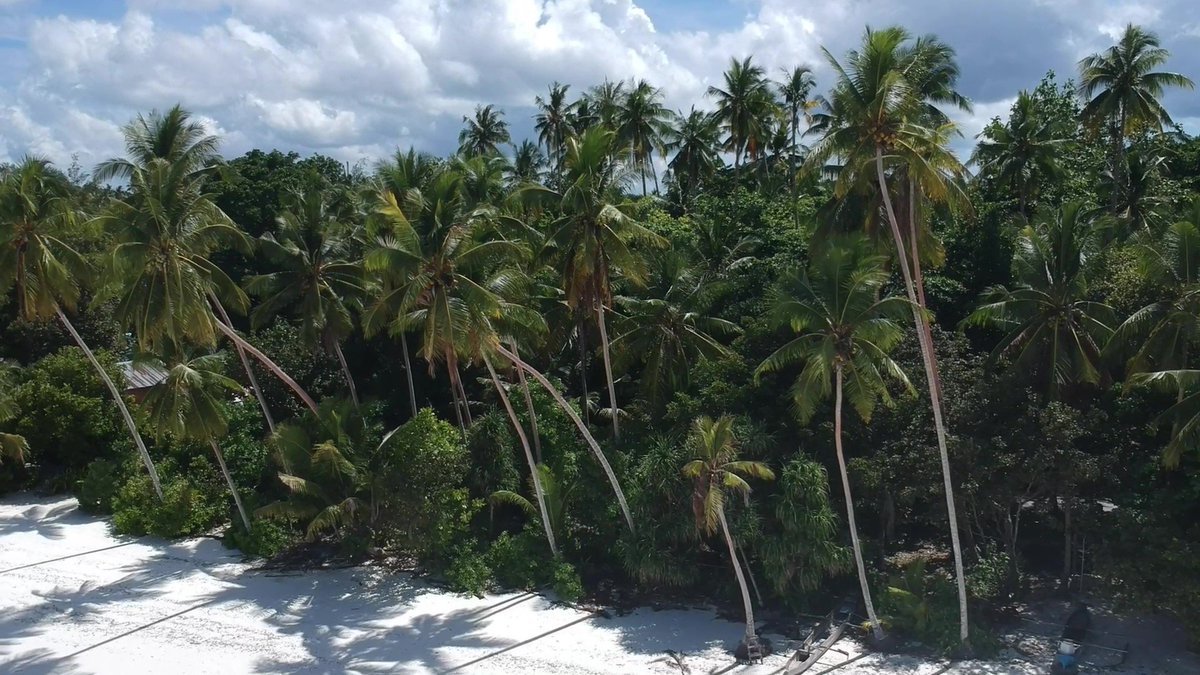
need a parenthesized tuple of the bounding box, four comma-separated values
(875, 148, 970, 645)
(494, 343, 634, 532)
(209, 439, 251, 532)
(511, 340, 542, 463)
(333, 341, 359, 408)
(717, 506, 757, 645)
(400, 332, 418, 418)
(214, 321, 319, 415)
(836, 366, 885, 641)
(211, 297, 276, 434)
(56, 306, 163, 501)
(484, 357, 558, 557)
(596, 301, 620, 440)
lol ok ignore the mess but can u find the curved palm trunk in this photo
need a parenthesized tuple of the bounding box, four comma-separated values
(836, 366, 885, 641)
(214, 321, 319, 416)
(56, 306, 163, 501)
(210, 297, 276, 435)
(209, 438, 251, 532)
(446, 348, 467, 435)
(484, 357, 558, 557)
(717, 505, 757, 644)
(401, 332, 418, 418)
(596, 301, 620, 440)
(737, 542, 764, 606)
(495, 343, 634, 532)
(333, 341, 359, 408)
(876, 147, 969, 645)
(512, 341, 542, 463)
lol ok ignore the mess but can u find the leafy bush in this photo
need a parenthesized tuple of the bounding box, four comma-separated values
(445, 542, 494, 596)
(111, 459, 226, 538)
(878, 559, 995, 656)
(551, 561, 584, 603)
(77, 459, 125, 514)
(224, 518, 296, 559)
(487, 530, 548, 590)
(217, 401, 271, 491)
(968, 549, 1013, 605)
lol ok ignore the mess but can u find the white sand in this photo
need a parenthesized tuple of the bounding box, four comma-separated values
(0, 494, 1118, 674)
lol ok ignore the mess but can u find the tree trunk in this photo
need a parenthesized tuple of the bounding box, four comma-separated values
(576, 316, 591, 426)
(400, 332, 418, 418)
(214, 321, 319, 416)
(596, 301, 620, 441)
(836, 366, 885, 641)
(209, 438, 251, 532)
(791, 111, 800, 229)
(484, 356, 558, 557)
(210, 296, 275, 435)
(875, 147, 970, 645)
(512, 341, 542, 463)
(333, 341, 359, 408)
(446, 349, 466, 435)
(738, 541, 764, 606)
(57, 307, 163, 501)
(495, 343, 634, 532)
(717, 505, 757, 644)
(652, 159, 661, 195)
(1061, 497, 1073, 589)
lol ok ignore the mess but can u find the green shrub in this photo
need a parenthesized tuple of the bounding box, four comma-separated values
(878, 559, 995, 656)
(551, 561, 584, 603)
(446, 543, 494, 596)
(224, 518, 296, 559)
(77, 459, 125, 514)
(488, 530, 547, 589)
(111, 460, 226, 538)
(968, 549, 1013, 604)
(217, 402, 271, 491)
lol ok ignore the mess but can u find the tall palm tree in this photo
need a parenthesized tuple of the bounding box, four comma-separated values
(964, 202, 1116, 397)
(681, 415, 775, 653)
(244, 183, 365, 406)
(664, 107, 722, 208)
(458, 104, 512, 157)
(0, 157, 163, 499)
(529, 127, 667, 439)
(585, 79, 626, 129)
(777, 65, 818, 221)
(535, 82, 572, 180)
(1078, 24, 1194, 210)
(756, 239, 914, 641)
(808, 26, 972, 644)
(1103, 149, 1169, 237)
(615, 79, 673, 195)
(708, 57, 776, 179)
(139, 353, 251, 531)
(507, 140, 546, 186)
(971, 91, 1070, 216)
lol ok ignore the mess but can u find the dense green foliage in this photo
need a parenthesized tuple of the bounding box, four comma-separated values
(2, 21, 1199, 652)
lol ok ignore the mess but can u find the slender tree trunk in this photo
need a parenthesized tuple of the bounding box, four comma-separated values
(400, 332, 418, 418)
(495, 343, 634, 532)
(596, 301, 620, 440)
(446, 349, 466, 435)
(209, 438, 251, 532)
(791, 112, 800, 229)
(836, 366, 885, 641)
(56, 307, 163, 501)
(484, 357, 558, 557)
(576, 316, 591, 425)
(214, 321, 319, 416)
(641, 159, 648, 196)
(210, 297, 275, 435)
(333, 341, 359, 408)
(512, 341, 542, 463)
(875, 147, 970, 645)
(737, 541, 763, 606)
(455, 362, 473, 427)
(1061, 497, 1073, 589)
(652, 159, 661, 195)
(717, 506, 757, 644)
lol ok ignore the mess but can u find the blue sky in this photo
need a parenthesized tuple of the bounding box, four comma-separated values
(1, 0, 1197, 168)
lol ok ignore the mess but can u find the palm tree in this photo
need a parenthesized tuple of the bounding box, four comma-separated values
(756, 239, 914, 641)
(529, 127, 667, 439)
(535, 82, 572, 180)
(615, 79, 673, 195)
(612, 250, 740, 409)
(808, 26, 972, 644)
(458, 104, 512, 157)
(0, 156, 163, 499)
(681, 415, 775, 653)
(585, 79, 626, 129)
(1078, 24, 1194, 210)
(971, 91, 1070, 216)
(491, 463, 574, 551)
(664, 107, 722, 208)
(507, 140, 546, 186)
(964, 202, 1117, 397)
(0, 361, 29, 466)
(777, 65, 818, 220)
(139, 353, 251, 531)
(708, 57, 776, 179)
(1103, 149, 1169, 237)
(244, 183, 365, 406)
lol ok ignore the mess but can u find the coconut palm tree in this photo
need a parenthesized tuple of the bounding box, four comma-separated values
(139, 352, 251, 531)
(809, 25, 972, 644)
(777, 65, 819, 221)
(244, 182, 365, 406)
(508, 140, 547, 186)
(1078, 24, 1194, 210)
(664, 107, 723, 208)
(491, 463, 574, 552)
(1103, 149, 1170, 237)
(681, 415, 775, 653)
(458, 104, 512, 157)
(971, 91, 1070, 216)
(756, 239, 914, 641)
(964, 202, 1117, 397)
(585, 79, 626, 129)
(527, 127, 667, 439)
(708, 57, 777, 179)
(615, 79, 673, 195)
(535, 82, 572, 180)
(0, 156, 163, 498)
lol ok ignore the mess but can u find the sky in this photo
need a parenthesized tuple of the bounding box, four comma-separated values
(0, 0, 1198, 170)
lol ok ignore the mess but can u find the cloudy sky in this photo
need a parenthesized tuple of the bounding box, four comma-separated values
(1, 0, 1197, 169)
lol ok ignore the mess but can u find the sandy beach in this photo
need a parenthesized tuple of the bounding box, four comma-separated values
(0, 494, 1186, 675)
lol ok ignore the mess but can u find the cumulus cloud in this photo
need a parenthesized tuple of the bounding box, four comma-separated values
(0, 0, 1196, 168)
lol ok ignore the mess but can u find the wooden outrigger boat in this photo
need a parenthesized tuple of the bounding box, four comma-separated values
(782, 596, 857, 674)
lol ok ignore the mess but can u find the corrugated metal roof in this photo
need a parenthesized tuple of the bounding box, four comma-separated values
(117, 361, 168, 390)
